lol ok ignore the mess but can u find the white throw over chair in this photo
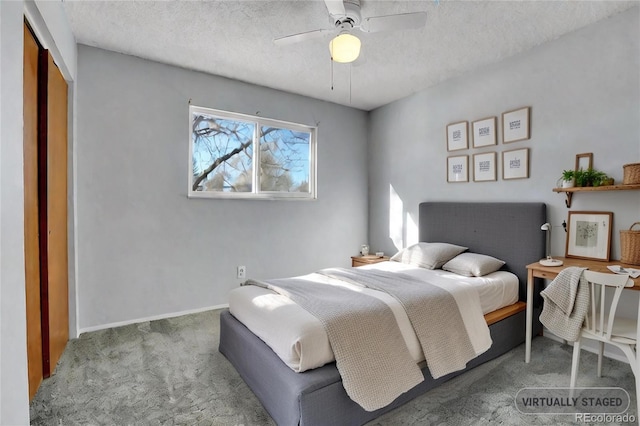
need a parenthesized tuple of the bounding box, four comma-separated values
(570, 270, 636, 399)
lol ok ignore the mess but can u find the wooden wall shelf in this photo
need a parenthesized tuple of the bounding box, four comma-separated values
(553, 184, 640, 207)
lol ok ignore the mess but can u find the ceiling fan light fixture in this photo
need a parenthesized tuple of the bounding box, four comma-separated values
(329, 33, 361, 63)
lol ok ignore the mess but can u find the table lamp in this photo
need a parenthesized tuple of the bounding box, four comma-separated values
(540, 223, 563, 266)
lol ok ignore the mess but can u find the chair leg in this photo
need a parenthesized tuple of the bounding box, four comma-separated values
(597, 341, 604, 377)
(570, 339, 582, 390)
(636, 371, 640, 421)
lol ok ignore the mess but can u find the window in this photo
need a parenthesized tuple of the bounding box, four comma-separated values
(189, 105, 317, 199)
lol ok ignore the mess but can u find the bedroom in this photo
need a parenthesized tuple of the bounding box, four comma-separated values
(1, 1, 639, 424)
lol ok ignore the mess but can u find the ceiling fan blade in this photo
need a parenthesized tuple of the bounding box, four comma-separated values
(360, 12, 427, 33)
(274, 28, 334, 46)
(324, 0, 346, 17)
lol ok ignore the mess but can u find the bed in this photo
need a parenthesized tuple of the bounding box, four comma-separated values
(219, 202, 546, 425)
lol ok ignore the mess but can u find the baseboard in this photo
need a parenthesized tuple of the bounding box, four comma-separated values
(542, 329, 630, 364)
(77, 303, 229, 335)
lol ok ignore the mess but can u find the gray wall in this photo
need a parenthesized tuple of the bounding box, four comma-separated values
(368, 7, 640, 261)
(367, 7, 640, 339)
(75, 46, 369, 331)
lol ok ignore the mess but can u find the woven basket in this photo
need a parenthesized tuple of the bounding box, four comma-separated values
(623, 163, 640, 185)
(620, 222, 640, 265)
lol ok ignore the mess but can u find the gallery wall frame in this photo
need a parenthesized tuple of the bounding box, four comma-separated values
(472, 117, 497, 148)
(565, 211, 613, 261)
(502, 107, 530, 143)
(502, 148, 529, 180)
(473, 152, 497, 182)
(446, 121, 468, 152)
(447, 155, 469, 183)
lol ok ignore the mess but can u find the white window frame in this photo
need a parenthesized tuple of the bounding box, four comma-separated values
(188, 105, 317, 200)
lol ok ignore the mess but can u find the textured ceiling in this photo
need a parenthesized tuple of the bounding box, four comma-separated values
(63, 0, 638, 111)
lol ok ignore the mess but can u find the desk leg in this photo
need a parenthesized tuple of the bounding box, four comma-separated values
(525, 269, 534, 363)
(634, 297, 640, 419)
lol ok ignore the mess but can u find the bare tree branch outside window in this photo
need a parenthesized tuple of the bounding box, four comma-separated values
(189, 106, 316, 199)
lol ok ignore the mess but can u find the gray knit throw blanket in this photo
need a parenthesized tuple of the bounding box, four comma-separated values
(540, 267, 589, 342)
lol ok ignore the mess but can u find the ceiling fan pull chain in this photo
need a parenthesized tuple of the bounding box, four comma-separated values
(330, 56, 334, 91)
(349, 63, 352, 104)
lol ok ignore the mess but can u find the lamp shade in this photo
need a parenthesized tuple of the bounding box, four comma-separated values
(329, 33, 361, 63)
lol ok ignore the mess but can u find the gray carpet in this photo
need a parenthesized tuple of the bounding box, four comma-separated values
(30, 309, 637, 425)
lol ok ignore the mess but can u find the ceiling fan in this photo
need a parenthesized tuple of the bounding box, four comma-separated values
(274, 0, 427, 63)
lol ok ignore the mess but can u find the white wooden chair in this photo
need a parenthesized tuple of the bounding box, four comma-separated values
(569, 270, 636, 411)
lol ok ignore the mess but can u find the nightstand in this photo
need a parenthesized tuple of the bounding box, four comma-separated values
(351, 255, 390, 267)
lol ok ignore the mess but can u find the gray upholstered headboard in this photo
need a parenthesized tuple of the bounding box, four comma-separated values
(419, 202, 546, 301)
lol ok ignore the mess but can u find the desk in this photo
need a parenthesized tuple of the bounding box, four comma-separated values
(525, 257, 640, 363)
(526, 258, 640, 418)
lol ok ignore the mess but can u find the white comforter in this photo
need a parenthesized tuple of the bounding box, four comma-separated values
(228, 261, 518, 372)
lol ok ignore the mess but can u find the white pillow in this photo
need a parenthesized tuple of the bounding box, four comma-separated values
(390, 242, 467, 270)
(442, 252, 506, 277)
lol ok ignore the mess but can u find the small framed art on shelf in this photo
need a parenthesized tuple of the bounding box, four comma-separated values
(575, 152, 593, 172)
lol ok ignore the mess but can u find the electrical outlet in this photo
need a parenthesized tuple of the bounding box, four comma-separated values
(237, 265, 246, 279)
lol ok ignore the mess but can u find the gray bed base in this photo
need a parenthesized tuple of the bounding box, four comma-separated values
(219, 202, 546, 425)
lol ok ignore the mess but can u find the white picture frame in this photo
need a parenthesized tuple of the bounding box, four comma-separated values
(565, 211, 613, 261)
(502, 148, 529, 180)
(446, 121, 468, 152)
(473, 152, 497, 182)
(502, 107, 530, 143)
(447, 155, 468, 183)
(472, 117, 497, 148)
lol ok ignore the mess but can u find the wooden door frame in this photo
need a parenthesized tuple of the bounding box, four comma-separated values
(23, 19, 43, 401)
(23, 18, 69, 398)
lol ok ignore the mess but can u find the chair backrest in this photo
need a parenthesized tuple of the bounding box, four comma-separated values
(583, 270, 634, 339)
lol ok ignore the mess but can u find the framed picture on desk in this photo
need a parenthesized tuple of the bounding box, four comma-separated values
(565, 211, 613, 261)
